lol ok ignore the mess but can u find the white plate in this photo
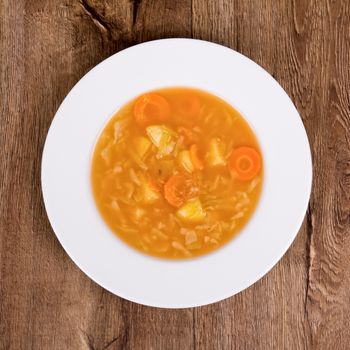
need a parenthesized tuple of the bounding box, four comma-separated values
(42, 39, 312, 308)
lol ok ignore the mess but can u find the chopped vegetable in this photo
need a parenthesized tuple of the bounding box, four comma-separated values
(134, 136, 151, 159)
(235, 194, 250, 210)
(231, 211, 245, 220)
(176, 198, 206, 223)
(100, 142, 113, 166)
(206, 138, 226, 167)
(112, 165, 123, 174)
(158, 140, 176, 159)
(180, 228, 191, 235)
(177, 150, 195, 173)
(146, 125, 165, 147)
(228, 146, 261, 181)
(248, 176, 260, 192)
(119, 225, 138, 233)
(110, 199, 120, 211)
(189, 144, 204, 170)
(125, 182, 135, 199)
(133, 93, 170, 127)
(139, 179, 160, 204)
(164, 173, 192, 208)
(181, 228, 201, 249)
(146, 125, 177, 158)
(129, 168, 141, 186)
(113, 119, 127, 143)
(174, 135, 185, 155)
(184, 230, 198, 245)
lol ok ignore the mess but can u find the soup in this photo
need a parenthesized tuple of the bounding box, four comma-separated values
(91, 87, 263, 259)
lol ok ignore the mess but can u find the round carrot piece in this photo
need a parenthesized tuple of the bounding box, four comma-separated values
(164, 174, 192, 208)
(174, 95, 201, 121)
(228, 147, 261, 181)
(133, 93, 170, 127)
(189, 144, 204, 170)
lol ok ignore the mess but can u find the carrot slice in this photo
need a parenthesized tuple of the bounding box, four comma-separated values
(133, 93, 170, 127)
(174, 95, 201, 121)
(164, 174, 192, 208)
(228, 147, 261, 181)
(189, 144, 204, 170)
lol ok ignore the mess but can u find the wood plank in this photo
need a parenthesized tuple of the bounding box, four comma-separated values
(1, 2, 35, 348)
(0, 1, 134, 349)
(304, 1, 350, 349)
(192, 2, 310, 349)
(192, 0, 350, 349)
(133, 0, 192, 41)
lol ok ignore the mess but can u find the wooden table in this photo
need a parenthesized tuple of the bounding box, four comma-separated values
(1, 1, 349, 349)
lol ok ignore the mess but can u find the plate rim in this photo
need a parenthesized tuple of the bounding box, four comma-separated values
(41, 38, 312, 308)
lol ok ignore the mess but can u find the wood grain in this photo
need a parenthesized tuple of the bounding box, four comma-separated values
(0, 0, 349, 349)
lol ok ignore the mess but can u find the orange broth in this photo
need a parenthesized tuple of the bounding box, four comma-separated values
(91, 87, 263, 259)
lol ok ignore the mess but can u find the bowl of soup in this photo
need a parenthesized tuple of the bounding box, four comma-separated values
(42, 39, 312, 307)
(91, 87, 263, 259)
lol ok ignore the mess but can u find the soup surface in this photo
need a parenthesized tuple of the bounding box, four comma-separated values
(91, 87, 263, 259)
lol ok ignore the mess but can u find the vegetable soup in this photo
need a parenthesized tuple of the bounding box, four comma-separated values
(91, 88, 263, 259)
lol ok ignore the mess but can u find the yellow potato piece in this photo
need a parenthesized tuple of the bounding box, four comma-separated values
(134, 136, 151, 159)
(176, 198, 206, 223)
(206, 138, 226, 167)
(177, 150, 194, 173)
(146, 125, 177, 158)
